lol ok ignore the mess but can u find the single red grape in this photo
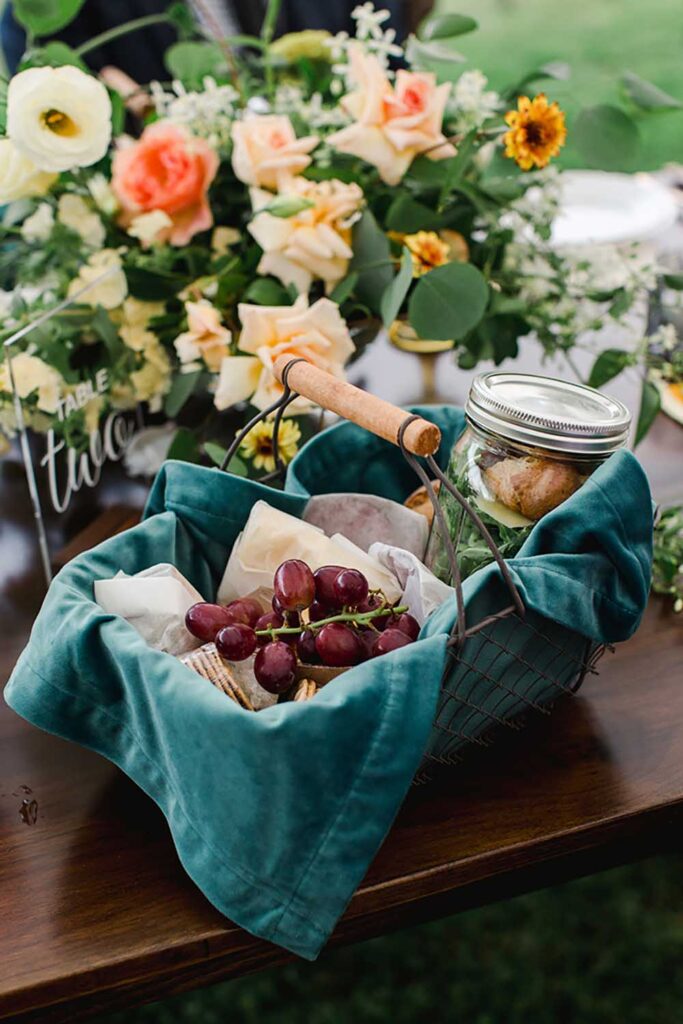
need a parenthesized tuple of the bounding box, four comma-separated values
(315, 622, 364, 667)
(216, 623, 257, 661)
(274, 559, 315, 611)
(254, 611, 284, 645)
(308, 600, 328, 623)
(186, 602, 234, 642)
(272, 594, 284, 614)
(254, 641, 297, 693)
(358, 593, 392, 630)
(333, 568, 369, 608)
(224, 598, 263, 628)
(392, 612, 420, 641)
(296, 629, 319, 664)
(372, 628, 413, 657)
(313, 565, 345, 609)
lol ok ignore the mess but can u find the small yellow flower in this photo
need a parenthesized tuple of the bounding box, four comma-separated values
(404, 231, 451, 278)
(503, 94, 567, 171)
(239, 419, 301, 473)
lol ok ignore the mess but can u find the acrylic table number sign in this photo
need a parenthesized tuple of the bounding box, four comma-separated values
(3, 266, 140, 586)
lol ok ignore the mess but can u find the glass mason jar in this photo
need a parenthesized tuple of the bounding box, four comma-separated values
(426, 372, 632, 585)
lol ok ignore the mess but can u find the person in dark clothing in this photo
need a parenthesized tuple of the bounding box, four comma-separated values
(1, 0, 428, 80)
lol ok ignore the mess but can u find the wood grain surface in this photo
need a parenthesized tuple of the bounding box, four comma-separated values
(0, 394, 681, 1022)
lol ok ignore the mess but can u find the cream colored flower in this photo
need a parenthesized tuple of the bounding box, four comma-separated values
(21, 203, 55, 243)
(117, 297, 164, 351)
(88, 173, 118, 214)
(58, 193, 106, 248)
(0, 352, 63, 413)
(83, 396, 104, 434)
(231, 115, 318, 190)
(126, 209, 173, 248)
(174, 300, 231, 372)
(249, 177, 363, 294)
(328, 45, 455, 186)
(68, 249, 128, 310)
(214, 295, 354, 412)
(212, 226, 241, 255)
(130, 337, 172, 412)
(7, 66, 112, 172)
(0, 138, 57, 204)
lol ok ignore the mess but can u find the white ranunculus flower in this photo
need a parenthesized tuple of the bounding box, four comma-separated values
(0, 138, 57, 203)
(58, 193, 106, 248)
(7, 66, 112, 173)
(21, 203, 55, 243)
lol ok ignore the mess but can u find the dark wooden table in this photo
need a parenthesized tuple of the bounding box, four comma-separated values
(0, 402, 682, 1023)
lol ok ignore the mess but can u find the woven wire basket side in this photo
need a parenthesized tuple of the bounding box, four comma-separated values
(221, 360, 607, 778)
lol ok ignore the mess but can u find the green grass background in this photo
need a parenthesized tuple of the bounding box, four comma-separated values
(87, 2, 683, 1020)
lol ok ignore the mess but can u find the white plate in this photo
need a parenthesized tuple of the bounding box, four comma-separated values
(551, 170, 679, 248)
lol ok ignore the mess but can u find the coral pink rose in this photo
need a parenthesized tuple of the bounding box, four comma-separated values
(231, 115, 318, 191)
(328, 45, 456, 186)
(112, 122, 219, 246)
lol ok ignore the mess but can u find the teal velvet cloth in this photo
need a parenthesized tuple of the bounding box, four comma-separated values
(5, 405, 653, 959)
(4, 462, 444, 961)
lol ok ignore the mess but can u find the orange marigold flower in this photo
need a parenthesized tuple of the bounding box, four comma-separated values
(503, 93, 567, 171)
(404, 231, 450, 277)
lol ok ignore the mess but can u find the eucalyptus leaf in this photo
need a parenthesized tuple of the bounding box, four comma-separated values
(350, 210, 393, 315)
(386, 196, 444, 233)
(408, 262, 489, 341)
(588, 348, 632, 388)
(621, 71, 682, 112)
(329, 272, 358, 306)
(164, 369, 201, 418)
(14, 0, 86, 35)
(419, 12, 478, 41)
(256, 195, 315, 218)
(405, 34, 465, 73)
(24, 41, 86, 68)
(380, 248, 413, 329)
(204, 442, 248, 475)
(573, 105, 640, 171)
(635, 378, 661, 446)
(505, 61, 571, 98)
(165, 41, 225, 86)
(243, 277, 292, 305)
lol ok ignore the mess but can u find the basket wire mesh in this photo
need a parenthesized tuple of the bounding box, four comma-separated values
(222, 358, 607, 778)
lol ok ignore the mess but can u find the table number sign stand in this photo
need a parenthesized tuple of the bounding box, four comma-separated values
(3, 267, 139, 587)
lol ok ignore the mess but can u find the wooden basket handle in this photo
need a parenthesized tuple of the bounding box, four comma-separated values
(273, 356, 441, 457)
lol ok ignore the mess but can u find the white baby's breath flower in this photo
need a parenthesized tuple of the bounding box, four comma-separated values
(7, 66, 112, 172)
(21, 203, 55, 243)
(58, 193, 106, 248)
(150, 76, 241, 150)
(450, 70, 500, 130)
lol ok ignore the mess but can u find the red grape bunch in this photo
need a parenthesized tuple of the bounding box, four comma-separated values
(185, 560, 420, 695)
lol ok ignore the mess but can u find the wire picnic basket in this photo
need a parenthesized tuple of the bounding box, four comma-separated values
(220, 356, 605, 779)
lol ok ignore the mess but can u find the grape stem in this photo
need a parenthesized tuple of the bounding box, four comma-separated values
(255, 604, 409, 638)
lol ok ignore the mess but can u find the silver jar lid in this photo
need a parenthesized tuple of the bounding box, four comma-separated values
(466, 372, 632, 456)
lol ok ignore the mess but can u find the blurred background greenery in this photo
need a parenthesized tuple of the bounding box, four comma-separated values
(75, 0, 683, 1020)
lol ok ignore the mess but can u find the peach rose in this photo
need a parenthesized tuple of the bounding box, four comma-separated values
(214, 295, 355, 413)
(231, 115, 318, 191)
(248, 177, 363, 294)
(174, 300, 231, 372)
(328, 45, 456, 186)
(112, 123, 218, 246)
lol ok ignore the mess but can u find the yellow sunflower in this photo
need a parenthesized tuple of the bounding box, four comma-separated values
(404, 231, 451, 278)
(239, 419, 301, 473)
(503, 94, 567, 171)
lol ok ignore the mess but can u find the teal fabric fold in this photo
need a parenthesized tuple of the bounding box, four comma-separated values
(5, 460, 442, 960)
(287, 407, 654, 644)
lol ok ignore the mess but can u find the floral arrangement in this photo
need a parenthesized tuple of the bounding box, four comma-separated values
(0, 0, 681, 477)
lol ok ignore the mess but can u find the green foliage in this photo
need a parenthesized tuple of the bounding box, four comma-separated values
(621, 71, 682, 112)
(571, 105, 640, 171)
(166, 427, 201, 464)
(164, 370, 202, 418)
(588, 348, 633, 388)
(408, 262, 489, 341)
(635, 378, 661, 446)
(652, 506, 683, 611)
(22, 41, 86, 68)
(418, 12, 478, 40)
(242, 278, 292, 305)
(405, 35, 465, 76)
(386, 197, 445, 234)
(255, 196, 315, 219)
(350, 211, 394, 316)
(165, 41, 226, 87)
(13, 0, 86, 36)
(380, 248, 413, 329)
(204, 442, 248, 475)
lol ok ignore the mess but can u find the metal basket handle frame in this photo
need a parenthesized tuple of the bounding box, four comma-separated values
(220, 357, 525, 646)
